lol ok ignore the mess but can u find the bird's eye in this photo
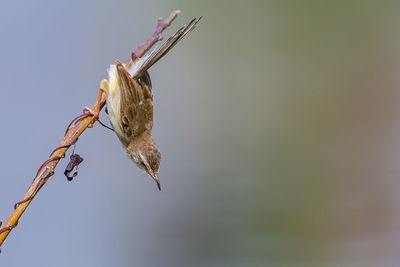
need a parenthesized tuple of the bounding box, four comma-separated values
(137, 78, 142, 86)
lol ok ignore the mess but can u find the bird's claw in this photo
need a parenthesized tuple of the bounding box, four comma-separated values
(83, 106, 99, 128)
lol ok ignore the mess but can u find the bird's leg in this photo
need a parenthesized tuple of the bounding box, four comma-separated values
(83, 80, 109, 128)
(83, 89, 102, 128)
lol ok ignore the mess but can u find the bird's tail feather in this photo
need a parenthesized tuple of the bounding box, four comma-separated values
(129, 17, 202, 79)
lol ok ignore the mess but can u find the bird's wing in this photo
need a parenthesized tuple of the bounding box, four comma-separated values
(116, 61, 154, 138)
(129, 17, 202, 79)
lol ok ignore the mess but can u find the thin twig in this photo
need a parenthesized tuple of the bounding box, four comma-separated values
(126, 9, 181, 66)
(0, 10, 180, 251)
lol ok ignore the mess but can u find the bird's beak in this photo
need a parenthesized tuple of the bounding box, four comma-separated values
(150, 172, 161, 191)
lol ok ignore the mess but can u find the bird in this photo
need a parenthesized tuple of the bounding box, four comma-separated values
(86, 16, 201, 190)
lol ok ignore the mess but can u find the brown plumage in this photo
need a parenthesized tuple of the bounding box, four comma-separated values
(101, 17, 201, 190)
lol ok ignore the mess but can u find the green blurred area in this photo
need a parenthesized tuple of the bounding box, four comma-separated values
(165, 1, 400, 265)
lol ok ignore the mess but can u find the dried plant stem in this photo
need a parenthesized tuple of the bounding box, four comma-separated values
(0, 96, 106, 248)
(127, 9, 180, 65)
(0, 10, 180, 251)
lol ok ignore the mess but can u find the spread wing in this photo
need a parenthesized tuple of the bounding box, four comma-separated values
(116, 61, 153, 138)
(130, 17, 202, 79)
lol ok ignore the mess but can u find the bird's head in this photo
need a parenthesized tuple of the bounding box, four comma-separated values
(126, 133, 161, 190)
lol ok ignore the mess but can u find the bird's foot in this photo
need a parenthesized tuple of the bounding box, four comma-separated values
(83, 106, 99, 128)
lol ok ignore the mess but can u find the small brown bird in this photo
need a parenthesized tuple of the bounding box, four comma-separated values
(87, 16, 200, 190)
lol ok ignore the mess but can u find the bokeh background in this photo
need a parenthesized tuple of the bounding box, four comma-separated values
(1, 0, 400, 266)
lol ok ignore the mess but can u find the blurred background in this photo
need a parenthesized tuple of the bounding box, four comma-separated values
(1, 0, 400, 266)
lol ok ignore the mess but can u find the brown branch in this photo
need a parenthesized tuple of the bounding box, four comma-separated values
(0, 98, 105, 249)
(126, 9, 181, 66)
(0, 10, 181, 251)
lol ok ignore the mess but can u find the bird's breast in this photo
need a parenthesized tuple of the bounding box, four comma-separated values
(106, 64, 130, 146)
